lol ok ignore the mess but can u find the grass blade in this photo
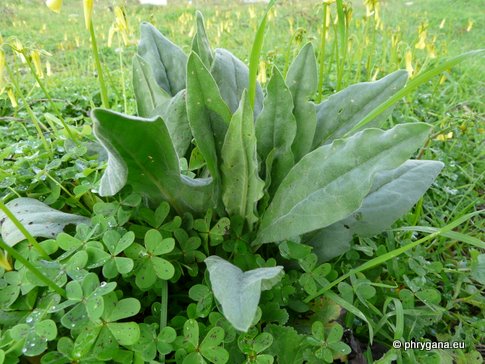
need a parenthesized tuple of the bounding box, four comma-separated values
(248, 0, 276, 109)
(304, 210, 483, 302)
(0, 238, 65, 298)
(396, 226, 485, 249)
(0, 199, 50, 260)
(325, 291, 374, 343)
(345, 49, 485, 135)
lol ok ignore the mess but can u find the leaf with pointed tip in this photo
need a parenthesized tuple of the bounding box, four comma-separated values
(221, 91, 264, 229)
(210, 48, 264, 118)
(205, 256, 284, 332)
(160, 90, 193, 159)
(255, 123, 432, 245)
(132, 54, 170, 118)
(255, 67, 296, 192)
(186, 52, 232, 208)
(138, 22, 187, 96)
(313, 70, 408, 148)
(191, 11, 213, 68)
(133, 54, 192, 157)
(306, 159, 444, 261)
(0, 198, 89, 247)
(92, 109, 213, 214)
(286, 43, 318, 161)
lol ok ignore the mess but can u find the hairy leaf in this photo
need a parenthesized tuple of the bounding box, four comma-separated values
(205, 256, 283, 332)
(306, 159, 444, 261)
(191, 11, 213, 68)
(132, 54, 170, 118)
(158, 90, 192, 158)
(221, 91, 264, 229)
(286, 43, 318, 161)
(313, 70, 408, 147)
(255, 123, 432, 245)
(0, 198, 89, 247)
(186, 52, 232, 208)
(138, 22, 187, 96)
(255, 67, 296, 192)
(92, 109, 213, 214)
(210, 48, 264, 118)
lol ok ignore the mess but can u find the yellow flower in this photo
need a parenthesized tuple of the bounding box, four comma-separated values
(31, 50, 44, 78)
(435, 132, 453, 141)
(45, 0, 62, 13)
(13, 40, 26, 63)
(405, 49, 414, 76)
(427, 36, 437, 59)
(466, 19, 473, 32)
(115, 6, 128, 33)
(107, 24, 116, 48)
(0, 251, 12, 271)
(415, 23, 427, 49)
(0, 50, 5, 92)
(371, 68, 380, 81)
(46, 60, 53, 76)
(7, 88, 18, 108)
(83, 0, 93, 30)
(257, 60, 266, 84)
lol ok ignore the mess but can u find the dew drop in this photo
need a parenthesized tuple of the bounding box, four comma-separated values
(100, 281, 107, 287)
(22, 347, 27, 353)
(26, 317, 33, 323)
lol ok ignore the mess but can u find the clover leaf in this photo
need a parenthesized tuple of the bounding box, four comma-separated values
(308, 322, 351, 363)
(101, 230, 135, 279)
(71, 293, 141, 359)
(57, 273, 116, 329)
(179, 319, 229, 364)
(125, 229, 175, 290)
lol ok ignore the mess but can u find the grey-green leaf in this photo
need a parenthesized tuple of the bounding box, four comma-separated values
(312, 70, 408, 148)
(286, 42, 318, 161)
(133, 54, 192, 157)
(186, 52, 232, 207)
(92, 109, 213, 214)
(305, 224, 353, 263)
(349, 159, 444, 236)
(210, 48, 264, 118)
(132, 54, 170, 118)
(205, 256, 283, 332)
(306, 159, 444, 261)
(159, 90, 192, 158)
(255, 67, 296, 192)
(221, 91, 265, 229)
(255, 123, 432, 245)
(138, 22, 187, 96)
(0, 198, 89, 247)
(191, 11, 213, 68)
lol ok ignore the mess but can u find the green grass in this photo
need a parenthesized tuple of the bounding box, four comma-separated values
(0, 0, 483, 362)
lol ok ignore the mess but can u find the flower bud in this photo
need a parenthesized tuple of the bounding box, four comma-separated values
(7, 88, 18, 108)
(83, 0, 93, 30)
(45, 0, 62, 13)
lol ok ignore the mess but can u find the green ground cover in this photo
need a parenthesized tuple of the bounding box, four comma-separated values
(0, 0, 483, 363)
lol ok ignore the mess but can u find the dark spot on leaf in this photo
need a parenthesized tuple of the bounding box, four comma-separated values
(344, 224, 350, 229)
